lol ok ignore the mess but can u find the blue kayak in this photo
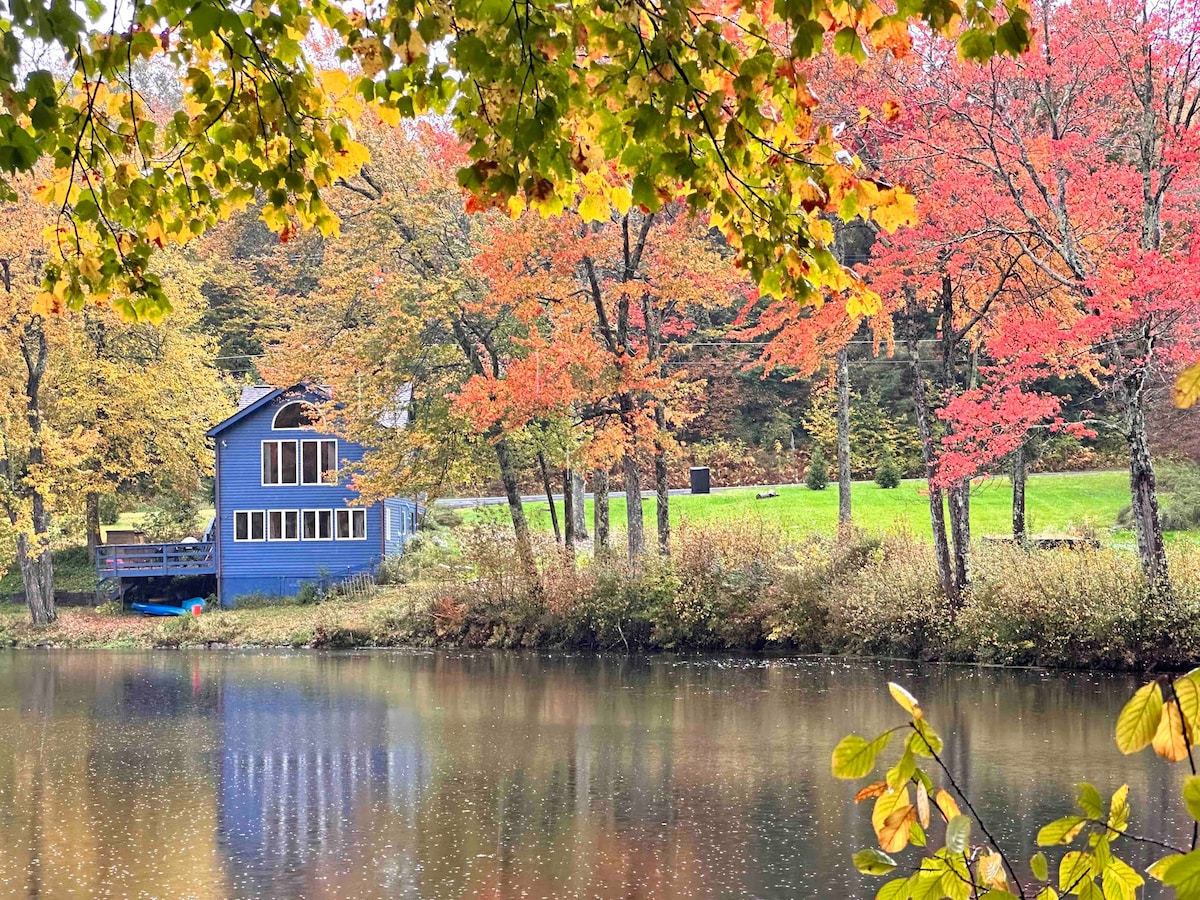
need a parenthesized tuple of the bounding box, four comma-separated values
(130, 598, 206, 617)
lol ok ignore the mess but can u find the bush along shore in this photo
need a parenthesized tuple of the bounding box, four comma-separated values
(2, 520, 1199, 671)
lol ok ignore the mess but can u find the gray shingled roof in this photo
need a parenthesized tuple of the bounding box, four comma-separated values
(237, 384, 276, 411)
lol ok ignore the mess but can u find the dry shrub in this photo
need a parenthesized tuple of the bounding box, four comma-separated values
(958, 543, 1200, 668)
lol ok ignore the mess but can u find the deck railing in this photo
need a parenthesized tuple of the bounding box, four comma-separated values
(95, 542, 217, 578)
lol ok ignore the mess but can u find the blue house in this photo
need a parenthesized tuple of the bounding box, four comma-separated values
(96, 384, 421, 607)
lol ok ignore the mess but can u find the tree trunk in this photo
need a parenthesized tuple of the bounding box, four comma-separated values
(623, 452, 644, 568)
(569, 470, 588, 540)
(947, 484, 970, 592)
(19, 317, 55, 625)
(561, 467, 575, 552)
(495, 436, 538, 584)
(906, 318, 957, 605)
(1124, 376, 1171, 592)
(1011, 442, 1027, 544)
(593, 467, 610, 554)
(536, 451, 561, 544)
(17, 529, 54, 626)
(835, 348, 852, 530)
(653, 406, 670, 555)
(85, 491, 102, 557)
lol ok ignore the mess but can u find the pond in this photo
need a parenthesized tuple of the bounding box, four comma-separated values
(0, 650, 1185, 898)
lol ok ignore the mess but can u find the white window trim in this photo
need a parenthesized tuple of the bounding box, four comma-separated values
(301, 508, 333, 541)
(272, 401, 317, 430)
(234, 510, 265, 543)
(336, 508, 367, 541)
(299, 438, 338, 486)
(261, 439, 300, 487)
(267, 509, 300, 542)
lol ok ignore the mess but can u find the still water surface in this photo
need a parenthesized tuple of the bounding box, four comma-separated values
(0, 651, 1186, 898)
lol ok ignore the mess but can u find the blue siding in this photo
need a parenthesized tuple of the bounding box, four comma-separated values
(382, 497, 421, 556)
(215, 389, 387, 607)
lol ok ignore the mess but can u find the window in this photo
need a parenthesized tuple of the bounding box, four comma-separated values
(386, 507, 393, 539)
(301, 439, 338, 485)
(273, 401, 319, 429)
(268, 510, 299, 541)
(302, 509, 333, 540)
(262, 440, 298, 485)
(336, 509, 367, 540)
(234, 511, 265, 542)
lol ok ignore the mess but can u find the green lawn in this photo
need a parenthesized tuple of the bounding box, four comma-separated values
(467, 471, 1151, 543)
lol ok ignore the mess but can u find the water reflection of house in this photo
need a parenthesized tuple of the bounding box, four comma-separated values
(217, 677, 428, 896)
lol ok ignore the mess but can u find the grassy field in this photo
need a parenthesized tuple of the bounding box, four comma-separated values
(469, 471, 1147, 542)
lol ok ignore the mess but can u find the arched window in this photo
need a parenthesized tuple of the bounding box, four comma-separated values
(273, 401, 318, 430)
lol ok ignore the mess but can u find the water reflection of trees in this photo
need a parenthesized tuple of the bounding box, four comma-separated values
(0, 651, 1187, 898)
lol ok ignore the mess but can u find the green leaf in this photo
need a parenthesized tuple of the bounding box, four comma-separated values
(189, 4, 222, 38)
(854, 848, 899, 876)
(832, 732, 893, 780)
(1148, 854, 1183, 882)
(1164, 850, 1200, 897)
(945, 814, 971, 854)
(1037, 816, 1087, 846)
(1185, 776, 1200, 823)
(833, 26, 866, 62)
(875, 878, 910, 900)
(1031, 851, 1048, 882)
(957, 27, 995, 62)
(1115, 682, 1163, 754)
(1076, 783, 1103, 819)
(886, 747, 916, 789)
(1035, 891, 1059, 900)
(1102, 857, 1143, 900)
(1059, 851, 1091, 893)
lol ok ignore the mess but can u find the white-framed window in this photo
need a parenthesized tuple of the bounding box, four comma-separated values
(385, 507, 393, 539)
(273, 401, 319, 429)
(302, 509, 333, 541)
(300, 439, 338, 485)
(268, 510, 299, 541)
(234, 510, 265, 542)
(336, 508, 367, 540)
(262, 440, 299, 485)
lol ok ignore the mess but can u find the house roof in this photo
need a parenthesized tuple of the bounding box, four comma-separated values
(237, 384, 277, 411)
(206, 385, 287, 438)
(208, 382, 412, 438)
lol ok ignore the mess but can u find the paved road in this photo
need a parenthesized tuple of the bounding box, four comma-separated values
(437, 470, 1110, 509)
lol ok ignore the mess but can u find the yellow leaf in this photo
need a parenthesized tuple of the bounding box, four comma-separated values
(872, 187, 918, 232)
(878, 804, 916, 853)
(32, 290, 63, 315)
(978, 851, 1007, 889)
(577, 190, 611, 224)
(1115, 681, 1163, 754)
(1174, 362, 1200, 409)
(846, 288, 882, 318)
(611, 185, 633, 216)
(872, 786, 911, 836)
(887, 683, 922, 719)
(376, 104, 401, 126)
(934, 788, 961, 821)
(319, 69, 351, 96)
(1153, 702, 1190, 762)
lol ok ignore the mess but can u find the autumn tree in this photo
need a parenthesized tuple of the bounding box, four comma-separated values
(457, 197, 746, 565)
(879, 0, 1200, 595)
(263, 121, 552, 581)
(2, 0, 1028, 333)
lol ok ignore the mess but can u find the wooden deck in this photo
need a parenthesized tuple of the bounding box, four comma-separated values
(95, 543, 216, 578)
